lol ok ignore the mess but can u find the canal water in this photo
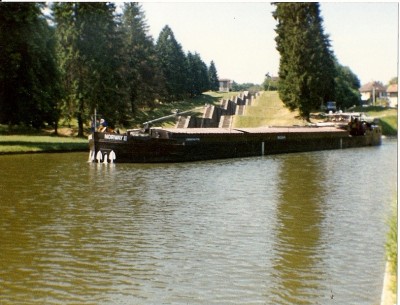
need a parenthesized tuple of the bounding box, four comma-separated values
(0, 139, 397, 305)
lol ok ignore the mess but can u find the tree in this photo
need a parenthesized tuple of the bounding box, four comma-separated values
(208, 61, 219, 91)
(156, 25, 188, 102)
(273, 2, 336, 120)
(0, 3, 61, 128)
(53, 3, 80, 129)
(334, 62, 361, 110)
(54, 2, 128, 136)
(388, 77, 398, 85)
(187, 52, 209, 97)
(232, 82, 262, 92)
(121, 3, 165, 112)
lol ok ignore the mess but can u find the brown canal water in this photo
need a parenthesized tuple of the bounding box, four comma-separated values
(0, 139, 397, 305)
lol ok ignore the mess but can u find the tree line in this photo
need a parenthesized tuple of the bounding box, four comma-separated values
(0, 3, 220, 135)
(1, 2, 368, 134)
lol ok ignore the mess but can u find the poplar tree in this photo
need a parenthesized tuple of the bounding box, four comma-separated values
(156, 25, 188, 102)
(0, 3, 61, 128)
(273, 2, 336, 120)
(208, 61, 220, 91)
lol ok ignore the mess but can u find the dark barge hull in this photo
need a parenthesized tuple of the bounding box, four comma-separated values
(88, 126, 382, 163)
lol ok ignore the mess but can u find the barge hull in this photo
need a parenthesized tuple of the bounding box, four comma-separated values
(89, 126, 382, 163)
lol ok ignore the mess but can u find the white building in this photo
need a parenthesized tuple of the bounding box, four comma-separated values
(386, 84, 398, 107)
(359, 81, 386, 105)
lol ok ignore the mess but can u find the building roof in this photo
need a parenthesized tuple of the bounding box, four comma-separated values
(386, 84, 398, 93)
(359, 81, 386, 92)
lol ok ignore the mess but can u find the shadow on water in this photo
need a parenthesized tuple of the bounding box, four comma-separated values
(271, 153, 328, 305)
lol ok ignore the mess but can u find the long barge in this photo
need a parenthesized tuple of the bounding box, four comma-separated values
(88, 122, 382, 163)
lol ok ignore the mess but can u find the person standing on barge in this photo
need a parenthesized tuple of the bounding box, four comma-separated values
(98, 118, 108, 132)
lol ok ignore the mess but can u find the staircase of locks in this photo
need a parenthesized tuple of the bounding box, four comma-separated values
(175, 91, 261, 129)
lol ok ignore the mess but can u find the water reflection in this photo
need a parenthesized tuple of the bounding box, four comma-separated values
(272, 153, 327, 304)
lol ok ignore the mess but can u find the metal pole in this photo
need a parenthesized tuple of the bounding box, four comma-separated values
(94, 108, 97, 132)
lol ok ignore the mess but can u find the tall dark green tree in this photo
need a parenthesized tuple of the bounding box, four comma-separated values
(0, 3, 61, 128)
(187, 52, 210, 97)
(208, 60, 219, 91)
(273, 2, 336, 120)
(121, 3, 165, 112)
(156, 25, 188, 102)
(53, 3, 80, 128)
(53, 2, 128, 136)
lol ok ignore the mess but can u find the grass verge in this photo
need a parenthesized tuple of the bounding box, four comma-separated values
(0, 135, 88, 154)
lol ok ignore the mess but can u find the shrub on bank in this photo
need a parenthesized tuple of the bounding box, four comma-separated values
(380, 116, 398, 136)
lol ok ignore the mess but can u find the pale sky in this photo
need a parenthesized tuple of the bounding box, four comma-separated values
(140, 2, 399, 85)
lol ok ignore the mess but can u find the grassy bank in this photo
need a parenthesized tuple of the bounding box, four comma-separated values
(386, 200, 397, 282)
(0, 135, 88, 154)
(379, 116, 398, 136)
(383, 200, 398, 305)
